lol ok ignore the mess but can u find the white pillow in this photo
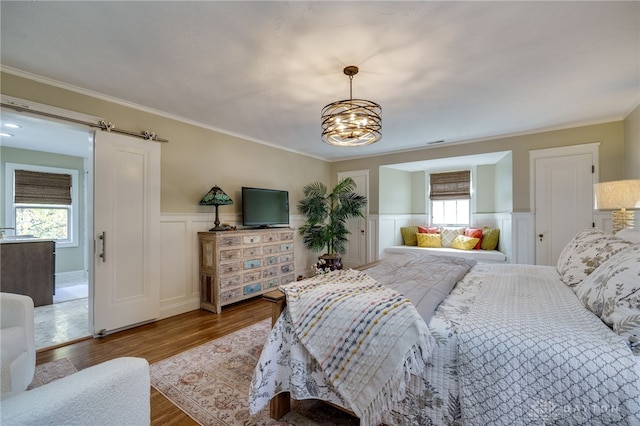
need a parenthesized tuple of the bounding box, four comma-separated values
(556, 228, 632, 287)
(615, 228, 640, 243)
(574, 243, 640, 354)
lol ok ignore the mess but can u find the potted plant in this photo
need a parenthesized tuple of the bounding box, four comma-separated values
(297, 177, 367, 271)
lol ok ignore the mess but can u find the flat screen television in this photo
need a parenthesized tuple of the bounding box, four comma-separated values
(242, 187, 290, 228)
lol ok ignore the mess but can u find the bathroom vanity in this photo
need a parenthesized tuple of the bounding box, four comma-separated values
(0, 239, 55, 306)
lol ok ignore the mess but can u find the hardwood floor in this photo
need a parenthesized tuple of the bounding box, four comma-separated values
(36, 297, 272, 425)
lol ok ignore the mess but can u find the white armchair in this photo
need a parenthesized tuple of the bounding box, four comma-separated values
(0, 292, 35, 396)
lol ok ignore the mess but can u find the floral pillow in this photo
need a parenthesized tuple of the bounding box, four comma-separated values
(574, 243, 640, 354)
(557, 229, 633, 287)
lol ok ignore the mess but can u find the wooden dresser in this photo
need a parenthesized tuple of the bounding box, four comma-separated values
(198, 228, 295, 313)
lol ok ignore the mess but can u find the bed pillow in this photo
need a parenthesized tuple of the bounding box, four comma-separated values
(557, 228, 633, 287)
(616, 228, 640, 243)
(464, 228, 483, 249)
(481, 227, 500, 250)
(400, 226, 419, 246)
(574, 243, 640, 354)
(450, 235, 480, 250)
(417, 233, 442, 248)
(440, 227, 465, 247)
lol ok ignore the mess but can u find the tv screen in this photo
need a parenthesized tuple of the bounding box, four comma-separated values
(242, 187, 290, 227)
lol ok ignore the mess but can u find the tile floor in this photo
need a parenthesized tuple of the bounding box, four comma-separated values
(34, 281, 90, 350)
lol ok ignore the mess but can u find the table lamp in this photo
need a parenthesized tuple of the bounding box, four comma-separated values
(199, 186, 233, 231)
(594, 179, 640, 232)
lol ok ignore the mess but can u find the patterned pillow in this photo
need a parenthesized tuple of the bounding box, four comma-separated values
(451, 235, 480, 250)
(481, 227, 500, 250)
(417, 233, 442, 248)
(440, 227, 465, 248)
(400, 226, 419, 246)
(464, 228, 483, 249)
(574, 244, 640, 354)
(557, 229, 633, 287)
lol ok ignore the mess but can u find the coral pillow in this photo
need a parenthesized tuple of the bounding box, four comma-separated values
(417, 233, 442, 248)
(418, 226, 440, 234)
(450, 235, 480, 250)
(400, 226, 419, 246)
(465, 228, 483, 249)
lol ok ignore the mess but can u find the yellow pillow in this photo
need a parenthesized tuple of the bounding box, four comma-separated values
(417, 233, 442, 248)
(450, 235, 480, 250)
(400, 226, 419, 246)
(481, 227, 500, 250)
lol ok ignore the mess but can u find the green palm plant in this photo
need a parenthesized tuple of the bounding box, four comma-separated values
(297, 177, 367, 256)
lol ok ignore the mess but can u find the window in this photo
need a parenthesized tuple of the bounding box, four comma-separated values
(5, 164, 79, 247)
(429, 170, 471, 226)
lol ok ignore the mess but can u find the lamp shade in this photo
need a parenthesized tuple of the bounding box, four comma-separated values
(199, 186, 233, 206)
(593, 180, 640, 210)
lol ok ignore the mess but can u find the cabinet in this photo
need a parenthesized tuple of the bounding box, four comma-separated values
(0, 240, 55, 307)
(198, 228, 295, 313)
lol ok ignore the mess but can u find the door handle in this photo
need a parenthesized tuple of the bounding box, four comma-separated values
(99, 232, 106, 262)
(539, 233, 544, 242)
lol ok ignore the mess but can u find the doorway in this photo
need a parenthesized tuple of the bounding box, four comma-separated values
(0, 108, 94, 349)
(530, 143, 599, 266)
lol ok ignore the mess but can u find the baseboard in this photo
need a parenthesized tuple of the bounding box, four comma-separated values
(55, 270, 88, 285)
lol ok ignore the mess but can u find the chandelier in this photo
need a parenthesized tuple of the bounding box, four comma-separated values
(321, 66, 382, 147)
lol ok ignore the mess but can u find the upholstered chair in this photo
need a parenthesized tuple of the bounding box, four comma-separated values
(0, 292, 36, 397)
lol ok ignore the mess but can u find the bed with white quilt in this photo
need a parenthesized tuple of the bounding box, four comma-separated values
(248, 228, 640, 425)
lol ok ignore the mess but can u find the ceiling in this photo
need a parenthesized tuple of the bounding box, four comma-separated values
(1, 1, 639, 162)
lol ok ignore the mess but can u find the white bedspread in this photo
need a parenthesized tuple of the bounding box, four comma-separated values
(458, 264, 640, 425)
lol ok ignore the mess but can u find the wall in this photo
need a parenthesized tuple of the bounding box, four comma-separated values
(475, 165, 495, 213)
(378, 167, 412, 214)
(0, 72, 332, 214)
(331, 122, 625, 214)
(410, 171, 425, 214)
(624, 104, 640, 179)
(494, 152, 513, 212)
(0, 147, 85, 274)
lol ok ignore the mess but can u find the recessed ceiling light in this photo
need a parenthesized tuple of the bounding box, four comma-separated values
(3, 123, 21, 129)
(0, 132, 14, 137)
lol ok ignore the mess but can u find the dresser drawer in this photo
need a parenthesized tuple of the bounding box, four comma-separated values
(219, 249, 241, 261)
(262, 233, 280, 243)
(243, 270, 261, 283)
(243, 259, 262, 269)
(264, 255, 279, 266)
(263, 244, 280, 255)
(219, 236, 242, 247)
(243, 234, 262, 245)
(280, 231, 294, 241)
(263, 267, 279, 279)
(243, 283, 262, 295)
(220, 288, 242, 302)
(280, 253, 293, 263)
(280, 243, 293, 252)
(280, 274, 295, 286)
(280, 263, 294, 274)
(220, 275, 241, 289)
(263, 278, 279, 290)
(218, 262, 241, 275)
(243, 246, 263, 257)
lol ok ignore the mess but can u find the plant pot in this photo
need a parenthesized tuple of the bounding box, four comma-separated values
(317, 254, 343, 272)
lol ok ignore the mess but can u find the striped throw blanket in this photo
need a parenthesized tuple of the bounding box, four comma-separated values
(280, 269, 435, 426)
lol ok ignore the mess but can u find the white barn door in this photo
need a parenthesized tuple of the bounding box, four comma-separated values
(531, 144, 598, 266)
(93, 131, 160, 334)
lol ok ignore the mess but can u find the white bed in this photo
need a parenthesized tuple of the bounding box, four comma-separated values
(249, 229, 640, 425)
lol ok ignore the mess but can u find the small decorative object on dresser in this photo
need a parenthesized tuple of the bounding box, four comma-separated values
(198, 228, 295, 313)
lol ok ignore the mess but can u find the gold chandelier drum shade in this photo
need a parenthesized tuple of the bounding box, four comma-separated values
(321, 66, 382, 147)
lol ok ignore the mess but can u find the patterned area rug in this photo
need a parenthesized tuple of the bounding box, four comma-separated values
(150, 319, 358, 426)
(28, 358, 77, 390)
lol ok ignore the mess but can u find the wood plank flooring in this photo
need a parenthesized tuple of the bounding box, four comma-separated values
(36, 297, 272, 426)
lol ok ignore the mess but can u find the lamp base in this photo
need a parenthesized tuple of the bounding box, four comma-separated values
(613, 208, 635, 233)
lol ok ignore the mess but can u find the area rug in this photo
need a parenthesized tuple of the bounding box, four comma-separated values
(27, 358, 77, 390)
(150, 319, 358, 426)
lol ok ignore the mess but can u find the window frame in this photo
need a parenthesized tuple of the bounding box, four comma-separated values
(5, 163, 79, 248)
(426, 168, 474, 227)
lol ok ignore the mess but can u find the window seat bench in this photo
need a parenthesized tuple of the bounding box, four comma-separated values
(385, 245, 507, 263)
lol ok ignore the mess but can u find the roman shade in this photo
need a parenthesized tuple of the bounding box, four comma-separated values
(14, 170, 72, 205)
(429, 170, 471, 200)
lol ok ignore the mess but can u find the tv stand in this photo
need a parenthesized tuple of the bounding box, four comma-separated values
(198, 228, 295, 313)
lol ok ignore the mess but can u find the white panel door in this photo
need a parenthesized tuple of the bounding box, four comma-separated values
(534, 153, 594, 266)
(338, 170, 368, 268)
(93, 131, 160, 334)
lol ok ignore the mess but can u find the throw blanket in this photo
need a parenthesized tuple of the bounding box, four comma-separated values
(457, 265, 640, 425)
(279, 269, 434, 426)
